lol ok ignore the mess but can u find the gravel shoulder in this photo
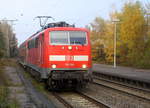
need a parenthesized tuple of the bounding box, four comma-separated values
(17, 65, 56, 108)
(4, 66, 37, 108)
(0, 59, 56, 108)
(80, 83, 150, 108)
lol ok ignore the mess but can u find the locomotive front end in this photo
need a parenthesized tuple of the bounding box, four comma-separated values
(46, 27, 92, 89)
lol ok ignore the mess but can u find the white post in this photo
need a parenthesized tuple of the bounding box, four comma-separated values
(114, 23, 117, 68)
(112, 19, 120, 68)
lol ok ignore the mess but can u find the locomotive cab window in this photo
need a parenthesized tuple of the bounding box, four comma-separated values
(70, 31, 86, 45)
(50, 31, 87, 45)
(50, 31, 68, 44)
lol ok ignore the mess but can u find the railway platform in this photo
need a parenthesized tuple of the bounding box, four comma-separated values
(93, 64, 150, 84)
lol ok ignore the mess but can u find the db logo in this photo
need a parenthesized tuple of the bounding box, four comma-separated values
(65, 55, 74, 61)
(65, 63, 75, 66)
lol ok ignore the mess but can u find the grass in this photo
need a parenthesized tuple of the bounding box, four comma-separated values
(23, 69, 46, 92)
(0, 58, 18, 67)
(0, 87, 20, 108)
(0, 58, 20, 108)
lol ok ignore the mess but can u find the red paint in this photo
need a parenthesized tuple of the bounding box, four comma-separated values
(19, 27, 92, 70)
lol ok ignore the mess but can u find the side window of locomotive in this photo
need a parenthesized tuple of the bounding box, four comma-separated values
(28, 41, 31, 49)
(70, 31, 87, 45)
(22, 44, 26, 49)
(31, 39, 35, 48)
(50, 31, 68, 45)
(28, 39, 35, 49)
(35, 37, 39, 48)
(42, 33, 44, 42)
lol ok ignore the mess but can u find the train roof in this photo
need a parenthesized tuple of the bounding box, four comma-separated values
(34, 21, 75, 35)
(19, 21, 89, 46)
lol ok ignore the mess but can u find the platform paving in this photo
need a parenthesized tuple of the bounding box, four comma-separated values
(93, 64, 150, 83)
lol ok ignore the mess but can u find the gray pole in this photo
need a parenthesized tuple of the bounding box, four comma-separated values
(112, 19, 120, 68)
(114, 22, 117, 68)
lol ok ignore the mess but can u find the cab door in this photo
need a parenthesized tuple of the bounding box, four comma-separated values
(37, 33, 44, 66)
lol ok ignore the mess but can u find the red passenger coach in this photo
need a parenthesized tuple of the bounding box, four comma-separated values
(19, 22, 92, 89)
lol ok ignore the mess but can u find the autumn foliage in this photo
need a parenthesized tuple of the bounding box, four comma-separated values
(0, 22, 18, 58)
(90, 1, 150, 68)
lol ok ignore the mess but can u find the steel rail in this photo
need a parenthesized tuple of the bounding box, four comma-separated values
(52, 92, 73, 108)
(94, 76, 150, 93)
(93, 72, 150, 89)
(93, 77, 150, 102)
(53, 91, 110, 108)
(76, 91, 110, 108)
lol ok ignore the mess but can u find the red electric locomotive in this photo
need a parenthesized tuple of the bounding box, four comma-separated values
(19, 22, 92, 89)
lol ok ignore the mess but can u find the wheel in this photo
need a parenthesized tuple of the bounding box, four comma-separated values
(35, 72, 42, 82)
(47, 77, 55, 90)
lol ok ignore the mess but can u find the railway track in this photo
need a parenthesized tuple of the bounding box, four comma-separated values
(93, 76, 150, 102)
(52, 91, 110, 108)
(93, 72, 150, 89)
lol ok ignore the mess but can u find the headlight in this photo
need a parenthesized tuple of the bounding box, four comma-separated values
(68, 46, 72, 50)
(52, 64, 56, 68)
(82, 64, 87, 68)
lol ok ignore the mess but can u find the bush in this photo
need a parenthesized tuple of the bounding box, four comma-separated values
(0, 31, 6, 58)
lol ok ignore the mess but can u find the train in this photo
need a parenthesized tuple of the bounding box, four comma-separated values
(19, 21, 92, 90)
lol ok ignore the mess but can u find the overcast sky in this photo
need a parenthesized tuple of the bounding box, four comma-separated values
(0, 0, 148, 45)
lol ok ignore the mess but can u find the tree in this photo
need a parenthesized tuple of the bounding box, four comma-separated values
(89, 1, 150, 68)
(0, 21, 18, 58)
(144, 1, 150, 41)
(104, 21, 115, 63)
(10, 33, 18, 57)
(0, 31, 5, 58)
(118, 1, 146, 65)
(90, 17, 107, 61)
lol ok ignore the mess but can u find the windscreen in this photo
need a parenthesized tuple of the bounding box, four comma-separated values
(50, 31, 87, 45)
(50, 31, 68, 44)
